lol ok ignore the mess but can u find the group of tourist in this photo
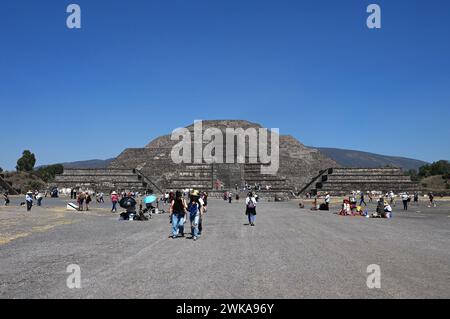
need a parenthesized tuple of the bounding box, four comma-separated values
(313, 190, 436, 218)
(169, 190, 206, 241)
(19, 190, 45, 212)
(224, 191, 258, 204)
(168, 189, 258, 241)
(335, 197, 392, 218)
(75, 191, 93, 211)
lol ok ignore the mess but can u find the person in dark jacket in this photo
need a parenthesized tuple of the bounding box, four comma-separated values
(169, 191, 187, 239)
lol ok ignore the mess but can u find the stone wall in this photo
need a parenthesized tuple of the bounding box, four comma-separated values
(54, 168, 147, 192)
(312, 168, 420, 195)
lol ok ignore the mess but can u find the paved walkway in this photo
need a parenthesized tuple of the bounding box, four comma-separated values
(0, 198, 449, 298)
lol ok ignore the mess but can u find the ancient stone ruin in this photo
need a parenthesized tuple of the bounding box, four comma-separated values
(303, 167, 420, 196)
(55, 120, 419, 196)
(56, 120, 335, 195)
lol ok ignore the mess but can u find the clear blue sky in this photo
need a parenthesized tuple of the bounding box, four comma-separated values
(1, 0, 449, 170)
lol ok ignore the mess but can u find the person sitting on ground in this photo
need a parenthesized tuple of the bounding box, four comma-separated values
(355, 206, 366, 216)
(349, 195, 357, 215)
(119, 192, 137, 220)
(370, 198, 387, 218)
(338, 199, 351, 215)
(140, 189, 155, 220)
(376, 198, 384, 216)
(383, 201, 393, 219)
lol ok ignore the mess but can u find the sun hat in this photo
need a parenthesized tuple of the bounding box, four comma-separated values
(190, 190, 200, 197)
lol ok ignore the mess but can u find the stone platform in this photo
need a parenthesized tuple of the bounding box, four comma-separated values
(307, 168, 420, 196)
(54, 168, 148, 192)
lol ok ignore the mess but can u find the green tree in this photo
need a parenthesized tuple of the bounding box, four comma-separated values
(36, 164, 64, 182)
(16, 150, 36, 172)
(418, 160, 450, 178)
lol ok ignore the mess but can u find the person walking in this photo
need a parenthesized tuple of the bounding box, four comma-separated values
(198, 192, 208, 236)
(245, 192, 257, 226)
(368, 192, 373, 204)
(359, 192, 367, 206)
(36, 192, 43, 207)
(428, 192, 436, 207)
(111, 191, 119, 213)
(3, 192, 10, 206)
(77, 192, 86, 211)
(325, 192, 331, 210)
(414, 192, 419, 204)
(402, 192, 409, 211)
(26, 191, 33, 212)
(85, 193, 92, 211)
(188, 190, 203, 241)
(228, 192, 233, 204)
(169, 191, 187, 239)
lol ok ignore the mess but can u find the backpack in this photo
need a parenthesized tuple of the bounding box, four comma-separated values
(247, 198, 256, 209)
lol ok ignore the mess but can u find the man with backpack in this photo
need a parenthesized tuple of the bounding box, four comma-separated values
(245, 192, 257, 226)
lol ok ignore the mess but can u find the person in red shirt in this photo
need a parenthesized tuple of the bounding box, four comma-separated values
(111, 191, 119, 213)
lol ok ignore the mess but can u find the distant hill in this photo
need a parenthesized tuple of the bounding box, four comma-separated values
(50, 148, 428, 172)
(316, 147, 428, 171)
(59, 158, 115, 169)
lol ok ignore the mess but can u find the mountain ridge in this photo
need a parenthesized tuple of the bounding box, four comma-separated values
(316, 147, 428, 171)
